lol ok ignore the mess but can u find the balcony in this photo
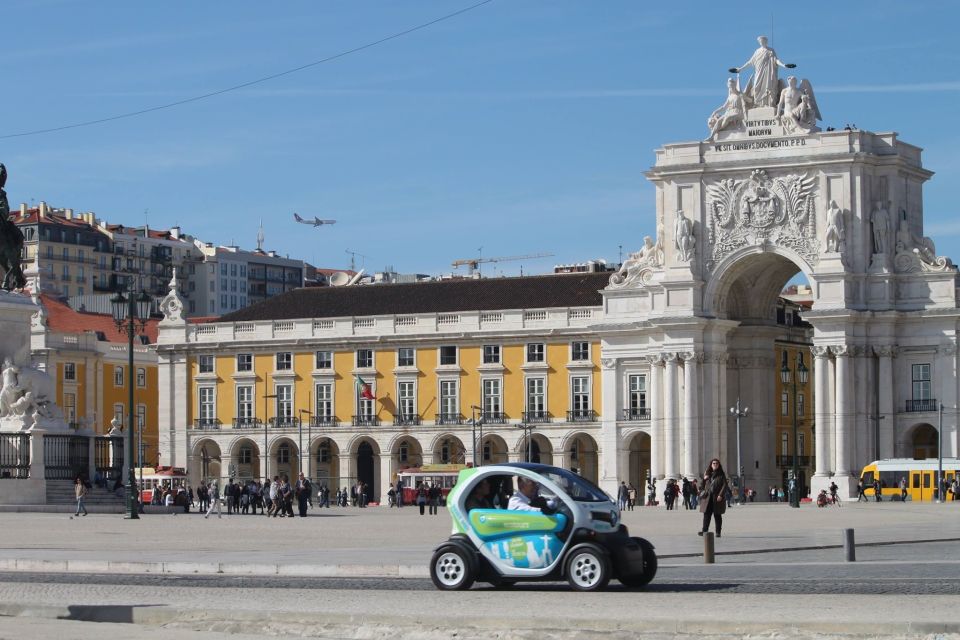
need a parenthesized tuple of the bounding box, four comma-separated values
(523, 410, 551, 424)
(232, 417, 261, 430)
(621, 408, 650, 421)
(481, 411, 506, 424)
(775, 455, 814, 468)
(353, 414, 380, 427)
(310, 415, 340, 428)
(435, 413, 463, 425)
(394, 414, 421, 426)
(269, 417, 299, 429)
(906, 399, 938, 413)
(193, 418, 222, 430)
(567, 409, 597, 423)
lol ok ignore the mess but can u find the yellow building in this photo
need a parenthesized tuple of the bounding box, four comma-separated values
(773, 299, 815, 495)
(32, 294, 160, 463)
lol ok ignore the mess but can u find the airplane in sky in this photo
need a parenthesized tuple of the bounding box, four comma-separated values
(293, 213, 337, 227)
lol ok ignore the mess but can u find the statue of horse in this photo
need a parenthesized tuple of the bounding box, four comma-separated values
(0, 164, 25, 291)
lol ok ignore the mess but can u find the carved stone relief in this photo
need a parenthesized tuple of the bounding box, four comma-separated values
(705, 169, 818, 272)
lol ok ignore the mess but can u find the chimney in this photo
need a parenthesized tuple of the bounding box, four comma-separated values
(65, 208, 73, 220)
(170, 226, 181, 240)
(38, 201, 48, 218)
(19, 203, 26, 215)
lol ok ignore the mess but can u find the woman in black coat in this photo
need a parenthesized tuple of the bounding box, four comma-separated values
(698, 458, 727, 537)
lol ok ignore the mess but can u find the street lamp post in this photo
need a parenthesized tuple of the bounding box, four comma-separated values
(470, 405, 484, 467)
(780, 353, 809, 508)
(937, 402, 944, 503)
(728, 399, 748, 496)
(111, 286, 153, 520)
(299, 409, 311, 480)
(516, 424, 533, 462)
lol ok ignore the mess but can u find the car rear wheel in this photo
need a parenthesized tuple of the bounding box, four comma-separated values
(565, 544, 610, 591)
(430, 545, 475, 591)
(619, 537, 658, 588)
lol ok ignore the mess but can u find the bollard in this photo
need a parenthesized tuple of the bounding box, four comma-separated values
(843, 528, 856, 562)
(703, 532, 715, 564)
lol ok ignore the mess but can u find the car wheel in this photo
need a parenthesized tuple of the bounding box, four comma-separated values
(430, 545, 475, 591)
(619, 537, 658, 588)
(565, 544, 611, 591)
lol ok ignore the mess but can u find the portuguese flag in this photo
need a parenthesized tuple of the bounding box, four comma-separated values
(356, 375, 375, 400)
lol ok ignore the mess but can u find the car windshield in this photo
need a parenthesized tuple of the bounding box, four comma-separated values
(539, 468, 609, 502)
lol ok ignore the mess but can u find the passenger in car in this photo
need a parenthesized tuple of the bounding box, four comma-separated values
(465, 478, 493, 511)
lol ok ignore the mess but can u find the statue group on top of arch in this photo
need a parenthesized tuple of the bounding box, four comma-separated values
(707, 36, 821, 141)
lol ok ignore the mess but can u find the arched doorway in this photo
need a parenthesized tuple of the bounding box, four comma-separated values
(432, 435, 466, 465)
(270, 437, 299, 480)
(706, 247, 814, 490)
(565, 433, 599, 483)
(193, 439, 222, 486)
(356, 441, 376, 503)
(518, 433, 553, 465)
(311, 437, 340, 489)
(910, 424, 938, 459)
(626, 431, 651, 491)
(480, 434, 509, 465)
(228, 438, 260, 482)
(390, 436, 423, 489)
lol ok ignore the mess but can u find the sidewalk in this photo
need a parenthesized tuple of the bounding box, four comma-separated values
(0, 501, 956, 577)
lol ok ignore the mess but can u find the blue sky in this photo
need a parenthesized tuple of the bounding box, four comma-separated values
(3, 1, 959, 276)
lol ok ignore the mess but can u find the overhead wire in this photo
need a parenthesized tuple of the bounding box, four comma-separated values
(0, 0, 496, 140)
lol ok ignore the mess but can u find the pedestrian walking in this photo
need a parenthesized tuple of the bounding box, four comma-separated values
(74, 476, 88, 516)
(417, 482, 427, 515)
(296, 473, 311, 517)
(698, 458, 727, 538)
(856, 480, 867, 502)
(204, 480, 222, 519)
(617, 481, 629, 511)
(627, 483, 636, 511)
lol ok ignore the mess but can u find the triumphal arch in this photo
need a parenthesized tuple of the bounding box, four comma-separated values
(598, 36, 959, 498)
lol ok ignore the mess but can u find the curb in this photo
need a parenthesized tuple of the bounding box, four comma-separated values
(0, 602, 958, 637)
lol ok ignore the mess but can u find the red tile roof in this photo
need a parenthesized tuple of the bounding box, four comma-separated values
(39, 294, 159, 344)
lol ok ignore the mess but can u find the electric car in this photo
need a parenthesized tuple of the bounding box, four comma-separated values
(429, 463, 657, 591)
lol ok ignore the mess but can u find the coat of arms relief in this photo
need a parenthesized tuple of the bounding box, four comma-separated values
(705, 169, 818, 272)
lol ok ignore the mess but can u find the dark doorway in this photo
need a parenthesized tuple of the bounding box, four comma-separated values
(357, 441, 375, 503)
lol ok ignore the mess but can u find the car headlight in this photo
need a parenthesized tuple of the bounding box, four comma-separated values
(610, 510, 618, 527)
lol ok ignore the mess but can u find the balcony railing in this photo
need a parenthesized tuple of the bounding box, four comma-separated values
(353, 414, 380, 427)
(481, 411, 506, 424)
(310, 416, 340, 428)
(269, 417, 299, 429)
(523, 410, 551, 423)
(775, 455, 814, 468)
(567, 409, 597, 423)
(193, 418, 222, 430)
(394, 414, 421, 426)
(621, 408, 650, 421)
(233, 417, 261, 429)
(436, 413, 463, 425)
(906, 399, 938, 413)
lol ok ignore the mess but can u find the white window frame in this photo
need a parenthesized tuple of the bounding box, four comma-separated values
(439, 379, 459, 418)
(114, 366, 124, 387)
(315, 382, 334, 419)
(570, 375, 591, 413)
(63, 362, 76, 382)
(912, 363, 931, 400)
(397, 348, 415, 368)
(781, 391, 789, 416)
(315, 350, 333, 370)
(397, 380, 417, 418)
(797, 393, 805, 416)
(198, 355, 214, 374)
(526, 343, 545, 363)
(526, 377, 546, 413)
(799, 432, 806, 456)
(356, 349, 373, 369)
(482, 377, 502, 416)
(628, 374, 647, 414)
(113, 403, 124, 428)
(482, 344, 501, 364)
(63, 392, 76, 423)
(236, 385, 254, 421)
(781, 432, 789, 456)
(275, 352, 292, 371)
(275, 384, 293, 419)
(236, 353, 253, 372)
(439, 345, 458, 366)
(571, 341, 590, 362)
(136, 367, 146, 388)
(137, 404, 146, 432)
(198, 386, 216, 422)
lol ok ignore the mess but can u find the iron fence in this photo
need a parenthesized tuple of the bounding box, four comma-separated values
(94, 436, 123, 483)
(0, 433, 30, 479)
(44, 434, 89, 480)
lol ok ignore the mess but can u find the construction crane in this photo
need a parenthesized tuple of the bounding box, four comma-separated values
(451, 253, 554, 276)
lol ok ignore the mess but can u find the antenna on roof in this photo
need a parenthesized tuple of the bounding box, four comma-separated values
(256, 219, 265, 252)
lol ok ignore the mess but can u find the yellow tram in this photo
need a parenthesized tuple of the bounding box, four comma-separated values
(859, 458, 960, 502)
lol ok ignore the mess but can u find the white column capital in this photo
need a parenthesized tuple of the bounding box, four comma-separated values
(830, 344, 851, 358)
(873, 345, 898, 358)
(662, 352, 679, 364)
(811, 345, 831, 359)
(679, 351, 704, 364)
(646, 354, 665, 367)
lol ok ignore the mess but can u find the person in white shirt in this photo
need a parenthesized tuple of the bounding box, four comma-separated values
(508, 477, 549, 512)
(204, 480, 221, 519)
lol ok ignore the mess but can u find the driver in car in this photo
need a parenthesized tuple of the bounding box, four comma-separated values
(508, 477, 557, 514)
